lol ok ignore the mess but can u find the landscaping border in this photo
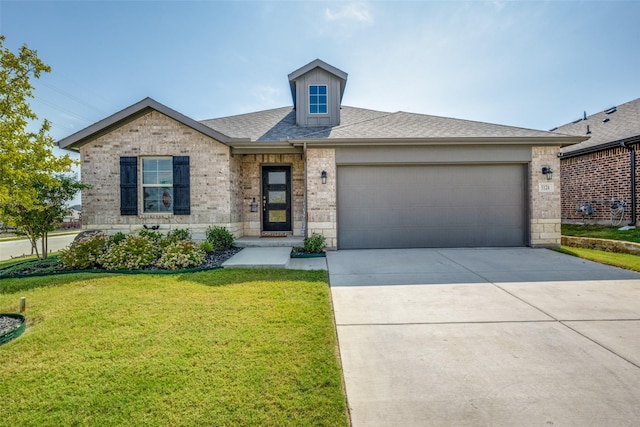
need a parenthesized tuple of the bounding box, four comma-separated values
(0, 313, 26, 345)
(561, 235, 640, 255)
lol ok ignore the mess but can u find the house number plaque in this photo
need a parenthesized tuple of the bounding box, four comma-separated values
(539, 183, 554, 193)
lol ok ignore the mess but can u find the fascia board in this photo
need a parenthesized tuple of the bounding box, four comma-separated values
(290, 136, 588, 148)
(57, 97, 231, 151)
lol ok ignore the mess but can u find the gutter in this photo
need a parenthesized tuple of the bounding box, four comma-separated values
(289, 136, 586, 148)
(559, 135, 640, 159)
(621, 141, 638, 226)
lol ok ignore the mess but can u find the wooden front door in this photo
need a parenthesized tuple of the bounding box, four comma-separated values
(262, 166, 292, 232)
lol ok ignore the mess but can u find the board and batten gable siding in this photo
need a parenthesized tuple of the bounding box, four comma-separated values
(80, 110, 239, 235)
(293, 67, 342, 127)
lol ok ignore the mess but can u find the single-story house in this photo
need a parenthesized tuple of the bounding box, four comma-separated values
(58, 59, 584, 249)
(555, 98, 640, 225)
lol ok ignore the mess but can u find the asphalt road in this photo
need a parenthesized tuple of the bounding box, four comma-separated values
(0, 233, 79, 261)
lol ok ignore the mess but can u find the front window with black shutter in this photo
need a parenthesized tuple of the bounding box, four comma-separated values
(119, 156, 190, 215)
(142, 157, 174, 213)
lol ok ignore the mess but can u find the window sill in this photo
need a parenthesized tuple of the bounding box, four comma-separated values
(138, 213, 174, 219)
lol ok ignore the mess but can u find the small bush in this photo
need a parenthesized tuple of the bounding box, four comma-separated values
(161, 228, 191, 248)
(200, 240, 214, 253)
(303, 233, 327, 254)
(138, 228, 163, 245)
(157, 240, 206, 270)
(60, 232, 108, 269)
(108, 232, 126, 246)
(100, 234, 159, 270)
(206, 226, 235, 250)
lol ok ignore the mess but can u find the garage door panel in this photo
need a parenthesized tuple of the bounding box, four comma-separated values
(337, 165, 526, 249)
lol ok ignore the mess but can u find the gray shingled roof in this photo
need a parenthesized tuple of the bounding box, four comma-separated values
(201, 105, 572, 142)
(556, 97, 640, 157)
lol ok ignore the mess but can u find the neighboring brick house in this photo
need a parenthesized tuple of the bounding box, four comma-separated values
(555, 98, 640, 225)
(58, 59, 583, 249)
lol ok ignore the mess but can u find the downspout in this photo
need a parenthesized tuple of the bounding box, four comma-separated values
(621, 141, 637, 226)
(302, 141, 307, 237)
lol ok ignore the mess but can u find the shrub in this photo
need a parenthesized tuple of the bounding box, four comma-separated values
(157, 240, 206, 270)
(206, 226, 235, 250)
(200, 240, 214, 253)
(108, 232, 126, 246)
(59, 232, 108, 269)
(100, 234, 159, 270)
(303, 233, 327, 254)
(137, 228, 163, 245)
(161, 228, 191, 248)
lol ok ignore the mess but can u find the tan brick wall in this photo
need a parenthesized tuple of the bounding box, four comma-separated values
(306, 148, 337, 249)
(79, 110, 236, 237)
(530, 146, 562, 247)
(238, 154, 305, 236)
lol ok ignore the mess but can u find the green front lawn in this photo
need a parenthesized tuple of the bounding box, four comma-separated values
(0, 270, 348, 426)
(555, 246, 640, 272)
(562, 224, 640, 243)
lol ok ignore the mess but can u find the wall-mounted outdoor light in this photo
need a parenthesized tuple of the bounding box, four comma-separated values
(541, 166, 553, 181)
(321, 170, 327, 184)
(250, 197, 258, 212)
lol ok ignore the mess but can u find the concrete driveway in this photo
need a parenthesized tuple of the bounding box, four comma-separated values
(327, 248, 640, 426)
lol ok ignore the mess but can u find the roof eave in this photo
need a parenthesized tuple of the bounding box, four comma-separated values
(560, 135, 640, 159)
(290, 136, 587, 148)
(228, 141, 303, 155)
(57, 97, 231, 152)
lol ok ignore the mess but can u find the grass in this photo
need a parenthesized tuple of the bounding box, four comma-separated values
(0, 269, 348, 427)
(555, 246, 640, 272)
(561, 224, 640, 243)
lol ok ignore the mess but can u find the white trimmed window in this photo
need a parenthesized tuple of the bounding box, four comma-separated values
(142, 157, 173, 213)
(309, 85, 328, 114)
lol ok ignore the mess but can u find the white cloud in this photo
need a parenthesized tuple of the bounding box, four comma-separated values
(324, 2, 373, 25)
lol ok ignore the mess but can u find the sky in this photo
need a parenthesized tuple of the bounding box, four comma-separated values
(1, 0, 640, 155)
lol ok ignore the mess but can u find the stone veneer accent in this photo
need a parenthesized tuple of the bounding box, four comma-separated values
(530, 146, 562, 247)
(80, 110, 241, 237)
(562, 235, 640, 255)
(306, 148, 337, 249)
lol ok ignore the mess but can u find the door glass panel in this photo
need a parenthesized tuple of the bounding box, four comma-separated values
(268, 172, 286, 185)
(269, 210, 287, 223)
(269, 191, 286, 204)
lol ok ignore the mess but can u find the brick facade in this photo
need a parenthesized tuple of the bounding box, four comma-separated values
(561, 144, 639, 225)
(78, 110, 565, 248)
(80, 110, 239, 237)
(238, 154, 305, 236)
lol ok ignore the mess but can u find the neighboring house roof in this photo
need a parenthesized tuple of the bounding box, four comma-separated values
(57, 97, 234, 151)
(556, 97, 640, 158)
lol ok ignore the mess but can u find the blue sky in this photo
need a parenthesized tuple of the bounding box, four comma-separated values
(2, 0, 640, 149)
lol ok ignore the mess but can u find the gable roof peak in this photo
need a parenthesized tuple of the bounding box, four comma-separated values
(287, 59, 347, 82)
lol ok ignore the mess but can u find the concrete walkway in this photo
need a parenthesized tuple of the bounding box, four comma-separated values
(328, 248, 640, 426)
(222, 247, 327, 270)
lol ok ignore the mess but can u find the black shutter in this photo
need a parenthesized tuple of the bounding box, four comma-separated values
(173, 156, 190, 215)
(120, 157, 138, 216)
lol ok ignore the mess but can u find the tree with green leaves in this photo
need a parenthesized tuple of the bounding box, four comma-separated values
(0, 35, 75, 207)
(0, 35, 79, 258)
(4, 174, 86, 258)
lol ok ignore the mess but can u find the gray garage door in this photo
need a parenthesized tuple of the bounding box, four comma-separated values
(337, 164, 527, 249)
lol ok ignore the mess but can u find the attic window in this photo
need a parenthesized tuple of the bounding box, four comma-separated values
(309, 85, 328, 114)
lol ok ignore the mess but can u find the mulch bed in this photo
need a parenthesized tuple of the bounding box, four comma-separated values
(0, 248, 244, 279)
(0, 315, 22, 336)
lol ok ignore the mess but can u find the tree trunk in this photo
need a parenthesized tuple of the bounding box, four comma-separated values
(41, 233, 48, 260)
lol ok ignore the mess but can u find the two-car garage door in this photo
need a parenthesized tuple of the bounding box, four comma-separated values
(337, 164, 527, 249)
